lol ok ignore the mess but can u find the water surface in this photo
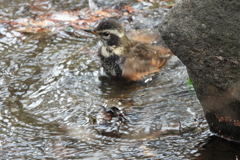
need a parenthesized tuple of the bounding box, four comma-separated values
(1, 0, 240, 159)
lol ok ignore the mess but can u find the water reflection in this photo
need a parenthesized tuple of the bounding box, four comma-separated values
(197, 136, 240, 160)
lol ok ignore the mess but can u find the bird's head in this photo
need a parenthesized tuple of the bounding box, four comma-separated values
(84, 19, 128, 48)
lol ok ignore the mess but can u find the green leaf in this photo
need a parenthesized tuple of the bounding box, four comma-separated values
(187, 78, 195, 93)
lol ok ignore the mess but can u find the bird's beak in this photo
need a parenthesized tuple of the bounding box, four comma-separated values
(83, 29, 99, 35)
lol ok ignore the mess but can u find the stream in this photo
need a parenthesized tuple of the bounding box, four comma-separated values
(1, 0, 240, 159)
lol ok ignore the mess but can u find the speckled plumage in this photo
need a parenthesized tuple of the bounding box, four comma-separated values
(99, 54, 124, 78)
(84, 19, 171, 81)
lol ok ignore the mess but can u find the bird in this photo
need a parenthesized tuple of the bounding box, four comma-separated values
(84, 19, 171, 81)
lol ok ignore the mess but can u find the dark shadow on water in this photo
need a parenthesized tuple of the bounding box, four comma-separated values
(98, 75, 149, 99)
(197, 135, 240, 160)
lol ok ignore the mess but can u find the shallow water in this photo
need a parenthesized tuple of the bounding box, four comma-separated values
(1, 0, 240, 159)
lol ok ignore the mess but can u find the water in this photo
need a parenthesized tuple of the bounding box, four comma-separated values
(1, 0, 240, 159)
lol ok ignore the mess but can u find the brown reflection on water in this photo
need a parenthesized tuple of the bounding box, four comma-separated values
(197, 136, 240, 160)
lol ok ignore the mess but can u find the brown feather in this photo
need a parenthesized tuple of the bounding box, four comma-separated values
(85, 19, 173, 81)
(121, 42, 171, 81)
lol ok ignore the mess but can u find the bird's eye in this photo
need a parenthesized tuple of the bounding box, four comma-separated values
(102, 32, 110, 37)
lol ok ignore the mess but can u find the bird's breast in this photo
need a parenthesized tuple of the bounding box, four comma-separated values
(99, 54, 124, 77)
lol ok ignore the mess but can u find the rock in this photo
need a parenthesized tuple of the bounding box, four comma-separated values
(159, 0, 240, 140)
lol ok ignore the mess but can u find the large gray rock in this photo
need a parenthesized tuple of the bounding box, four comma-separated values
(159, 0, 240, 140)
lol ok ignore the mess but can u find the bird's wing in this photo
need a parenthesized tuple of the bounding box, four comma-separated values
(122, 44, 171, 81)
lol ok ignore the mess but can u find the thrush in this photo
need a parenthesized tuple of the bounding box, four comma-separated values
(84, 19, 171, 81)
